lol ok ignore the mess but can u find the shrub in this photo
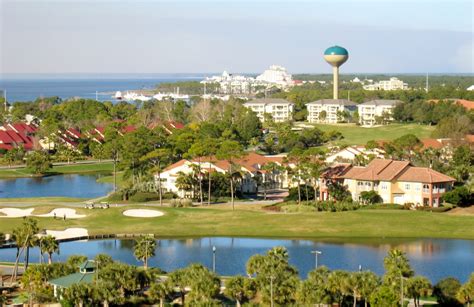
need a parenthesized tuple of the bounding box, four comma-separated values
(433, 277, 463, 306)
(284, 185, 316, 201)
(129, 192, 161, 203)
(170, 198, 193, 207)
(360, 190, 383, 204)
(443, 186, 473, 207)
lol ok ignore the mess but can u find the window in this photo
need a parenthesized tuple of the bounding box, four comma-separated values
(358, 181, 363, 186)
(405, 183, 410, 190)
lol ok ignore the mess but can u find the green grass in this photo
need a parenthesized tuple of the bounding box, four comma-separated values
(0, 161, 113, 178)
(0, 204, 472, 240)
(310, 123, 435, 146)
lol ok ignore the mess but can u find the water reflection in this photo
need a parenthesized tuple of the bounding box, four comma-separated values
(0, 174, 113, 198)
(0, 237, 472, 283)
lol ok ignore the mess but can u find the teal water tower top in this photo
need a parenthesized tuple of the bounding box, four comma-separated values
(324, 45, 349, 67)
(324, 45, 349, 56)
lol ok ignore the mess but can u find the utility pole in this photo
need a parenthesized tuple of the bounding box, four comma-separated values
(311, 250, 322, 269)
(212, 246, 216, 273)
(400, 274, 404, 307)
(270, 275, 275, 307)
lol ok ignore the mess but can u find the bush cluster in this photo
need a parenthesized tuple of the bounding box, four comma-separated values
(170, 198, 193, 208)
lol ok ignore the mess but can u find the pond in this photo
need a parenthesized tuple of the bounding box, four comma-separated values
(0, 174, 113, 198)
(0, 237, 472, 283)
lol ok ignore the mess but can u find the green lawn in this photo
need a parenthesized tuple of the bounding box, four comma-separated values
(0, 161, 113, 178)
(309, 123, 435, 146)
(0, 204, 473, 240)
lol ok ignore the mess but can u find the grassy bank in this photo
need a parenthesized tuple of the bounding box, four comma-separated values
(310, 123, 435, 145)
(0, 204, 473, 240)
(0, 161, 114, 178)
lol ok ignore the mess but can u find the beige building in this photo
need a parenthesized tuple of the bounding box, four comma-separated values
(363, 77, 408, 91)
(320, 159, 455, 207)
(156, 152, 287, 198)
(306, 99, 357, 123)
(243, 98, 294, 122)
(357, 100, 402, 126)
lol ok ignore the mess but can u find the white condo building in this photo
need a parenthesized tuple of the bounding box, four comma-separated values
(256, 65, 293, 86)
(243, 98, 294, 122)
(306, 99, 357, 123)
(363, 77, 408, 91)
(357, 100, 402, 126)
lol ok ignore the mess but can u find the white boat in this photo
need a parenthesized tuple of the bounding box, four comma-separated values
(115, 91, 123, 100)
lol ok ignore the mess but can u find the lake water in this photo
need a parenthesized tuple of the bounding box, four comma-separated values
(0, 74, 207, 102)
(0, 174, 113, 198)
(0, 237, 472, 283)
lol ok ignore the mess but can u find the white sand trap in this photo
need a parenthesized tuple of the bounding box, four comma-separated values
(37, 208, 86, 219)
(45, 228, 89, 240)
(123, 209, 164, 218)
(0, 208, 34, 218)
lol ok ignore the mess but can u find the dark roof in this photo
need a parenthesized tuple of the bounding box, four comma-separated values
(359, 100, 402, 106)
(307, 99, 356, 106)
(78, 260, 96, 271)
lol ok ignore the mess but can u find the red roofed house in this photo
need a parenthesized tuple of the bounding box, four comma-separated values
(0, 122, 37, 151)
(322, 159, 455, 207)
(156, 152, 287, 198)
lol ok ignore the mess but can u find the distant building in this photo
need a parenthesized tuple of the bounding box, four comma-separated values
(244, 98, 294, 122)
(357, 100, 402, 126)
(467, 85, 474, 91)
(325, 146, 385, 164)
(363, 77, 408, 91)
(306, 99, 357, 123)
(256, 65, 293, 87)
(321, 159, 455, 207)
(49, 260, 96, 298)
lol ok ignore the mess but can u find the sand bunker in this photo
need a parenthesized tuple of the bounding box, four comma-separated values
(0, 208, 34, 218)
(38, 208, 86, 219)
(0, 208, 85, 219)
(45, 228, 89, 240)
(123, 209, 164, 218)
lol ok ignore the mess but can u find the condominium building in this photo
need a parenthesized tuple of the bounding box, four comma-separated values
(363, 77, 408, 91)
(320, 159, 455, 207)
(243, 98, 294, 122)
(306, 99, 357, 123)
(256, 65, 293, 87)
(357, 100, 402, 126)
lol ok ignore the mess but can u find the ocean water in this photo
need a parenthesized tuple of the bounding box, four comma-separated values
(0, 74, 207, 102)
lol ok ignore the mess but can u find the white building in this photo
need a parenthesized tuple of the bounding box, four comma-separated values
(363, 77, 408, 91)
(467, 85, 474, 91)
(306, 99, 357, 123)
(201, 71, 255, 94)
(325, 146, 385, 164)
(357, 100, 402, 126)
(244, 98, 294, 122)
(256, 65, 293, 86)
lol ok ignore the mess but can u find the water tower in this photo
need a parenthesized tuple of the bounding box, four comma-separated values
(324, 45, 349, 100)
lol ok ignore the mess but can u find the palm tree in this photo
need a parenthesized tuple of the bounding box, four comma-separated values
(327, 270, 351, 306)
(261, 162, 284, 200)
(216, 140, 244, 210)
(149, 281, 173, 307)
(139, 148, 171, 206)
(224, 275, 257, 307)
(93, 280, 120, 307)
(133, 236, 156, 270)
(407, 276, 432, 307)
(10, 218, 39, 282)
(359, 271, 380, 307)
(169, 268, 188, 306)
(39, 235, 59, 264)
(63, 283, 93, 307)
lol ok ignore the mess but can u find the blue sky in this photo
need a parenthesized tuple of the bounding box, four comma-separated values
(1, 0, 473, 74)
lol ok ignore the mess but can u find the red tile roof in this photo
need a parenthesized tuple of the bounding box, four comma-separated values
(456, 99, 474, 110)
(396, 167, 455, 183)
(421, 138, 444, 150)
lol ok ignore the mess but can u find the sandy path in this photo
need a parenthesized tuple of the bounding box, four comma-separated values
(123, 209, 164, 218)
